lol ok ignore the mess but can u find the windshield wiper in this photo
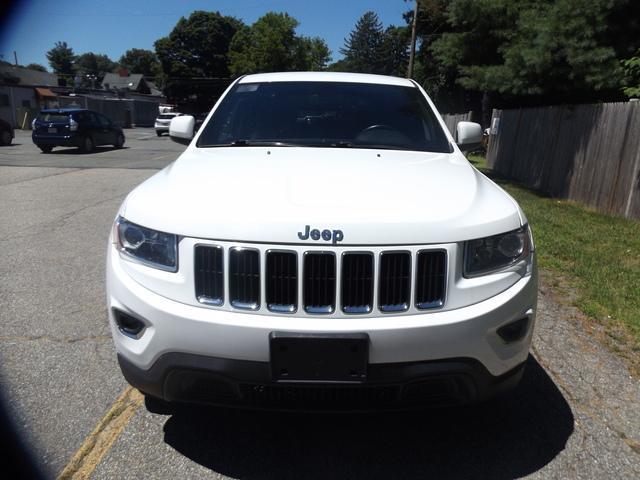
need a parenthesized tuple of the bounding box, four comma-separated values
(216, 139, 303, 147)
(328, 141, 414, 151)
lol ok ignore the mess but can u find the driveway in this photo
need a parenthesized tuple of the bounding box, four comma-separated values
(0, 129, 638, 479)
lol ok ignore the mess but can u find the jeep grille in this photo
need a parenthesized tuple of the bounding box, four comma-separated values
(194, 246, 447, 315)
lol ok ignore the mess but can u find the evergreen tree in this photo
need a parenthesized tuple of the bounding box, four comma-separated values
(409, 0, 640, 109)
(340, 11, 385, 74)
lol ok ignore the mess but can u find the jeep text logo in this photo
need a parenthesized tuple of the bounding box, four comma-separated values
(297, 225, 344, 244)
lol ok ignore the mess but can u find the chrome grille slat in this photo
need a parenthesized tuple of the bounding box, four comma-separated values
(341, 252, 374, 314)
(303, 252, 336, 314)
(415, 250, 446, 309)
(229, 248, 260, 310)
(194, 245, 224, 306)
(378, 252, 411, 312)
(266, 250, 297, 313)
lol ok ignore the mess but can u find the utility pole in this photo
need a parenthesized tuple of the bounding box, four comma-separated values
(14, 51, 18, 66)
(407, 0, 419, 79)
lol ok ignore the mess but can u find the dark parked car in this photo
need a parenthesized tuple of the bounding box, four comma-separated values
(32, 108, 125, 153)
(0, 117, 14, 146)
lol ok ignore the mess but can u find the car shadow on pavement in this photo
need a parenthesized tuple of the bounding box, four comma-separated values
(162, 355, 573, 480)
(47, 146, 129, 155)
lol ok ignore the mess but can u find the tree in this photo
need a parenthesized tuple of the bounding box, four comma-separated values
(26, 63, 47, 72)
(74, 52, 116, 88)
(294, 37, 331, 72)
(228, 12, 330, 76)
(46, 41, 75, 77)
(448, 0, 624, 97)
(411, 0, 640, 113)
(118, 48, 161, 78)
(340, 11, 385, 74)
(326, 58, 350, 72)
(75, 53, 115, 77)
(378, 26, 410, 77)
(339, 11, 409, 76)
(403, 0, 459, 106)
(622, 49, 640, 98)
(155, 11, 242, 105)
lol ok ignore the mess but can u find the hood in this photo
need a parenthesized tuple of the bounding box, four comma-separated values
(122, 147, 522, 245)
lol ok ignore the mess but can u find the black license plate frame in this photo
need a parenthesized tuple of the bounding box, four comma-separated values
(270, 332, 369, 383)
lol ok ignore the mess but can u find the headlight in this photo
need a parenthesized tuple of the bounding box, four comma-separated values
(464, 226, 532, 277)
(116, 217, 178, 272)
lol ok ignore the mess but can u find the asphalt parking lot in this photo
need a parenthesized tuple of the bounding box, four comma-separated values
(0, 128, 639, 479)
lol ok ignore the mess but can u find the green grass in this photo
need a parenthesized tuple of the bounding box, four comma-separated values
(468, 154, 640, 350)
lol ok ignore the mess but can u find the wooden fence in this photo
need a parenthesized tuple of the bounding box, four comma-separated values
(486, 102, 640, 220)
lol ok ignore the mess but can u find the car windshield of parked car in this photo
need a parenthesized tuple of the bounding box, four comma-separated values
(197, 81, 452, 152)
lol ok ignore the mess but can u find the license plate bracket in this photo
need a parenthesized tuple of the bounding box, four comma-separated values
(270, 332, 369, 383)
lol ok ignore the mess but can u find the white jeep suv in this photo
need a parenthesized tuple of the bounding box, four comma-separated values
(107, 72, 537, 410)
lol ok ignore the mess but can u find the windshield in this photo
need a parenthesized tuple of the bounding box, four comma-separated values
(37, 113, 70, 123)
(197, 81, 452, 152)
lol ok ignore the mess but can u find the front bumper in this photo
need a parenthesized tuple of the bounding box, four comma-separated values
(118, 352, 526, 410)
(107, 245, 537, 409)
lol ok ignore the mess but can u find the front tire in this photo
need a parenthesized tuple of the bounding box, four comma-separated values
(156, 130, 163, 137)
(80, 136, 94, 153)
(0, 130, 12, 146)
(114, 133, 125, 149)
(39, 145, 53, 153)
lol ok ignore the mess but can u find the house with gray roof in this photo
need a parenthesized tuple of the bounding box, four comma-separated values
(0, 64, 60, 127)
(102, 71, 153, 94)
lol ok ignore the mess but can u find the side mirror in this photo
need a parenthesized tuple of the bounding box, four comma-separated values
(456, 121, 483, 152)
(169, 115, 195, 145)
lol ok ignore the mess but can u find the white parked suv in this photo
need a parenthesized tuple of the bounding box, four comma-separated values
(107, 72, 537, 410)
(154, 112, 182, 136)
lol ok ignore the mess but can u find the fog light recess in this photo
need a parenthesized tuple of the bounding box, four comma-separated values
(114, 309, 146, 338)
(497, 317, 529, 343)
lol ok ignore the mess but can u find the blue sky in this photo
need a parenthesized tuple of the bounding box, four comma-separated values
(0, 0, 413, 69)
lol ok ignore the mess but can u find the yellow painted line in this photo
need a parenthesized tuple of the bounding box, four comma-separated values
(57, 387, 144, 480)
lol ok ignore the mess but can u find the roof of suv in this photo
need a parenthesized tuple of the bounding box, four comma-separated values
(238, 71, 416, 87)
(40, 108, 88, 114)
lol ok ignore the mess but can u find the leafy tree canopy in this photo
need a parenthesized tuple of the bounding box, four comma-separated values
(294, 36, 332, 72)
(46, 41, 75, 75)
(622, 49, 640, 98)
(155, 10, 243, 104)
(155, 11, 242, 78)
(118, 48, 160, 78)
(26, 63, 47, 72)
(75, 53, 116, 76)
(228, 12, 330, 76)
